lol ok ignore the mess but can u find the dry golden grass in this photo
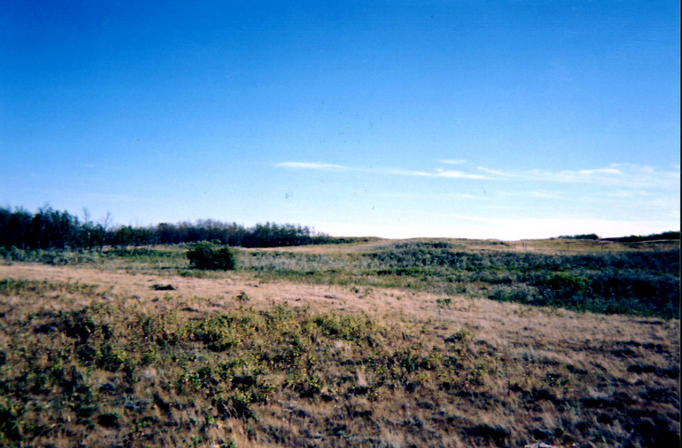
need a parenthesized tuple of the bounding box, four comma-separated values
(0, 251, 679, 447)
(241, 236, 679, 256)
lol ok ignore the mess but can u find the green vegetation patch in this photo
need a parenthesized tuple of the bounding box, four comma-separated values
(186, 242, 237, 270)
(0, 285, 679, 447)
(2, 237, 679, 317)
(0, 278, 100, 296)
(243, 243, 680, 318)
(0, 293, 495, 446)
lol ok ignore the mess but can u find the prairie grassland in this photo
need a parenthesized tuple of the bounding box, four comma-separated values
(0, 246, 679, 448)
(4, 238, 677, 318)
(241, 240, 680, 318)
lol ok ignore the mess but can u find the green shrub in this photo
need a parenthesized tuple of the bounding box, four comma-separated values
(97, 412, 120, 428)
(186, 242, 236, 270)
(436, 297, 452, 308)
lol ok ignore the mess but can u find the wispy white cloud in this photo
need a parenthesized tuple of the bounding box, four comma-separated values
(438, 159, 467, 165)
(277, 161, 489, 179)
(577, 167, 622, 176)
(433, 169, 488, 179)
(277, 161, 679, 188)
(475, 166, 511, 177)
(527, 191, 563, 199)
(276, 162, 348, 170)
(275, 162, 487, 180)
(599, 191, 644, 199)
(371, 192, 490, 201)
(384, 168, 433, 177)
(501, 190, 566, 200)
(475, 163, 679, 188)
(383, 168, 489, 179)
(446, 193, 485, 200)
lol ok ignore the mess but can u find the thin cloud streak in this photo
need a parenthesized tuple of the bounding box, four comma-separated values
(385, 168, 489, 179)
(434, 169, 488, 180)
(277, 161, 490, 180)
(438, 159, 467, 165)
(501, 190, 566, 200)
(276, 162, 348, 170)
(384, 168, 433, 177)
(475, 163, 678, 188)
(371, 192, 490, 201)
(277, 161, 679, 188)
(577, 167, 622, 175)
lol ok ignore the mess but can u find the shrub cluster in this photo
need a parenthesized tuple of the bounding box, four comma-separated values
(186, 242, 237, 270)
(602, 231, 680, 243)
(558, 234, 599, 240)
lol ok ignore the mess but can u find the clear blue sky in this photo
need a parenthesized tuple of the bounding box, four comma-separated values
(1, 1, 679, 239)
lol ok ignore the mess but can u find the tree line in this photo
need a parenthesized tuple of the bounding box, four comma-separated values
(0, 206, 354, 250)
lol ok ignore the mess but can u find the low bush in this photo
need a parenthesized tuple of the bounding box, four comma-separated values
(186, 242, 236, 270)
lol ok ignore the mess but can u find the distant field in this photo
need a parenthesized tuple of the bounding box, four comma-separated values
(0, 237, 679, 447)
(2, 237, 679, 318)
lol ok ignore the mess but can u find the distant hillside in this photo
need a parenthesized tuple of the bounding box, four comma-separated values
(556, 231, 680, 242)
(601, 231, 680, 243)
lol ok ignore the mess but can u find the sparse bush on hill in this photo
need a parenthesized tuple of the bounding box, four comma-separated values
(558, 233, 599, 240)
(602, 231, 681, 242)
(186, 242, 236, 270)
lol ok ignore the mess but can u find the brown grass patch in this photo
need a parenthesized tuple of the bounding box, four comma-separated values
(0, 262, 679, 447)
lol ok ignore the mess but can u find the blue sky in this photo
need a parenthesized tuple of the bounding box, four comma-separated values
(1, 1, 679, 239)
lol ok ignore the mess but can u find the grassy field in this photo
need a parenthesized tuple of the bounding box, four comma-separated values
(0, 237, 679, 447)
(3, 237, 678, 318)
